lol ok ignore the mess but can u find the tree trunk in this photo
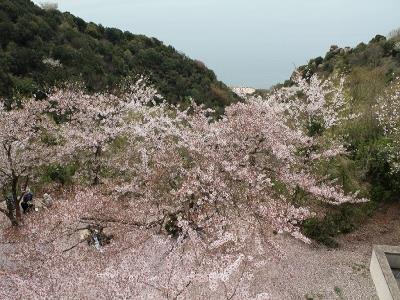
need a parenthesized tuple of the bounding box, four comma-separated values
(4, 195, 18, 226)
(15, 200, 21, 223)
(4, 144, 21, 226)
(7, 211, 18, 226)
(11, 176, 21, 223)
(92, 145, 102, 185)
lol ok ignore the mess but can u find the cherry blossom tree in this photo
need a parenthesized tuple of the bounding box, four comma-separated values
(116, 73, 366, 243)
(48, 78, 160, 185)
(0, 98, 57, 225)
(0, 75, 369, 297)
(376, 77, 400, 172)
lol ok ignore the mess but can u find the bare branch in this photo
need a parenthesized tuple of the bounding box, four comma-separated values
(63, 240, 86, 253)
(80, 216, 162, 229)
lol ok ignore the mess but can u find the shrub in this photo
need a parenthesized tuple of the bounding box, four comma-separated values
(369, 35, 386, 44)
(42, 164, 77, 185)
(302, 203, 375, 248)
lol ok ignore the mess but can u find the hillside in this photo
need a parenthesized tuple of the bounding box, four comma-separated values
(276, 33, 400, 246)
(0, 0, 237, 112)
(299, 33, 400, 83)
(250, 33, 400, 247)
(295, 33, 400, 200)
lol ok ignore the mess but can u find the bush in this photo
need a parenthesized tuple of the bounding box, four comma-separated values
(369, 35, 386, 44)
(307, 117, 325, 136)
(302, 217, 339, 248)
(302, 203, 375, 248)
(42, 164, 77, 185)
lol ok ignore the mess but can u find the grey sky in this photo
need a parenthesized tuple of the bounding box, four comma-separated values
(34, 0, 400, 88)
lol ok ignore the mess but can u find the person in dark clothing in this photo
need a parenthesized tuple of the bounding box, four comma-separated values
(21, 189, 34, 214)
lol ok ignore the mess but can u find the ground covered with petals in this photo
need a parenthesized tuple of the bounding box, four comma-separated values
(1, 189, 398, 299)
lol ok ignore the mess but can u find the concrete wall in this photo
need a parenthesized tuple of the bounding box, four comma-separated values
(370, 245, 400, 300)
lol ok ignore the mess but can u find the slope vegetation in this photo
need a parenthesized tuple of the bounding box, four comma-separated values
(291, 33, 400, 245)
(0, 0, 236, 112)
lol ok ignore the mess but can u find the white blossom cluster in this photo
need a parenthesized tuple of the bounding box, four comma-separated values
(0, 74, 368, 298)
(376, 77, 400, 172)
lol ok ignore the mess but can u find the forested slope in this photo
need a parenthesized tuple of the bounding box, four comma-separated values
(0, 0, 237, 112)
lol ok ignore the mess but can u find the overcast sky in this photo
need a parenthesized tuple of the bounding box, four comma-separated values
(34, 0, 400, 88)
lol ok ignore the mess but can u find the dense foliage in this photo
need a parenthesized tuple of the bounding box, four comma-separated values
(0, 0, 237, 113)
